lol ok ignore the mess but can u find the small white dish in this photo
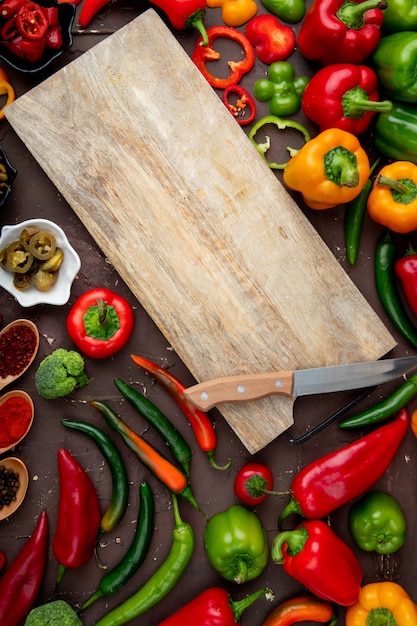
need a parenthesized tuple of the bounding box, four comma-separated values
(0, 219, 81, 307)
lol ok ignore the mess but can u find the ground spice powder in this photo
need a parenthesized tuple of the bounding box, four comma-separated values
(0, 325, 37, 378)
(0, 396, 32, 448)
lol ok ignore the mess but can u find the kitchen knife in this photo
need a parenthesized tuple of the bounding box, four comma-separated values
(183, 356, 417, 411)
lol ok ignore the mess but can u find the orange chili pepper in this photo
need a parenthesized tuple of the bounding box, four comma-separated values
(0, 68, 15, 120)
(262, 596, 336, 626)
(411, 409, 417, 438)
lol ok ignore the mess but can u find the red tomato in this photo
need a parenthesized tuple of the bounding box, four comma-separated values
(234, 462, 274, 506)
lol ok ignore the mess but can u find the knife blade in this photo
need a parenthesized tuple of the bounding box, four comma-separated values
(183, 356, 417, 411)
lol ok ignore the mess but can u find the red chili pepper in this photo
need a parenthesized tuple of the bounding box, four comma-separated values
(279, 408, 409, 525)
(52, 448, 101, 585)
(234, 462, 279, 505)
(298, 0, 386, 65)
(45, 24, 62, 49)
(272, 520, 362, 606)
(302, 63, 392, 135)
(1, 17, 20, 41)
(245, 14, 296, 64)
(66, 288, 135, 359)
(41, 6, 59, 25)
(261, 596, 336, 626)
(0, 0, 25, 19)
(130, 354, 231, 470)
(192, 26, 255, 89)
(15, 32, 45, 61)
(0, 511, 48, 626)
(16, 2, 48, 39)
(395, 243, 417, 317)
(222, 85, 256, 126)
(0, 551, 5, 570)
(157, 586, 273, 625)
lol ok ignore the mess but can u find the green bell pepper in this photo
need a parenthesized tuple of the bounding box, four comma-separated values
(372, 32, 417, 102)
(348, 491, 406, 555)
(204, 504, 269, 584)
(374, 101, 417, 165)
(382, 0, 417, 34)
(254, 61, 309, 118)
(260, 0, 305, 23)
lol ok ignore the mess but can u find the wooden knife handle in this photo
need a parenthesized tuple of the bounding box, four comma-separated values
(183, 371, 294, 411)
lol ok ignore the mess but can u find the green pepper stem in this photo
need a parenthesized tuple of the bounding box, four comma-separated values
(56, 563, 66, 586)
(271, 526, 308, 564)
(187, 9, 209, 46)
(278, 496, 303, 528)
(81, 589, 104, 610)
(376, 174, 411, 195)
(325, 147, 359, 187)
(206, 449, 232, 471)
(337, 0, 387, 29)
(342, 87, 392, 119)
(234, 557, 249, 584)
(230, 588, 274, 621)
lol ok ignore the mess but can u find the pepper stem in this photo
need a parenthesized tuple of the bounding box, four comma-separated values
(342, 87, 392, 119)
(278, 496, 303, 528)
(206, 449, 232, 471)
(56, 563, 66, 586)
(230, 588, 275, 621)
(234, 557, 249, 584)
(186, 9, 209, 46)
(337, 0, 387, 29)
(80, 589, 104, 611)
(376, 174, 411, 195)
(271, 527, 309, 563)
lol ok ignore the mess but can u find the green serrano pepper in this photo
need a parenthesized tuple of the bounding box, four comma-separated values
(61, 419, 128, 535)
(94, 494, 194, 626)
(81, 481, 154, 611)
(374, 230, 417, 349)
(114, 377, 192, 478)
(340, 373, 417, 428)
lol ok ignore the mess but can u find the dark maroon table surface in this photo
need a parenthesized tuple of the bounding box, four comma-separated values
(1, 2, 417, 625)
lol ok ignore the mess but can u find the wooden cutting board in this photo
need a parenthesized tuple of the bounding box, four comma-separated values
(5, 9, 396, 453)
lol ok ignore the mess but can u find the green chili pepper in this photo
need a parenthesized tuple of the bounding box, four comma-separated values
(248, 115, 311, 170)
(260, 0, 306, 23)
(81, 481, 154, 610)
(61, 419, 128, 535)
(114, 377, 192, 478)
(253, 62, 309, 118)
(94, 494, 194, 626)
(345, 158, 380, 265)
(373, 230, 417, 349)
(348, 491, 406, 554)
(339, 373, 417, 428)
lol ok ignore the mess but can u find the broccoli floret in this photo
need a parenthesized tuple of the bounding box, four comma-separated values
(35, 348, 90, 399)
(25, 600, 82, 625)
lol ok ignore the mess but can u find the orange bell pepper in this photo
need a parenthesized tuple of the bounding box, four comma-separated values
(0, 68, 15, 120)
(367, 161, 417, 233)
(283, 128, 370, 210)
(207, 0, 257, 27)
(345, 582, 417, 626)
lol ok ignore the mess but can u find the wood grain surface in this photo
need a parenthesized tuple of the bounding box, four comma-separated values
(5, 9, 396, 452)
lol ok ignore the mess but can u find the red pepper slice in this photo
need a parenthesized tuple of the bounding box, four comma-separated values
(45, 24, 62, 49)
(0, 551, 6, 570)
(192, 26, 255, 89)
(18, 34, 46, 62)
(222, 85, 256, 126)
(16, 2, 48, 39)
(1, 17, 19, 41)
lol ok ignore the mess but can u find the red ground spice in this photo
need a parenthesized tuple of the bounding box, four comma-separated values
(0, 325, 37, 379)
(0, 396, 32, 448)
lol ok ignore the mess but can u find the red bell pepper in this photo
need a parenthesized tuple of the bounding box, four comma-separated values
(395, 243, 417, 317)
(245, 14, 295, 64)
(157, 587, 273, 625)
(302, 63, 392, 135)
(279, 408, 409, 525)
(66, 288, 135, 359)
(52, 448, 101, 585)
(272, 519, 362, 606)
(192, 26, 255, 89)
(222, 84, 256, 126)
(298, 0, 387, 65)
(0, 511, 48, 626)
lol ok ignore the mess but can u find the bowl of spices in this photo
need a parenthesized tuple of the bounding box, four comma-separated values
(0, 218, 81, 306)
(0, 390, 34, 454)
(0, 457, 29, 520)
(0, 319, 39, 391)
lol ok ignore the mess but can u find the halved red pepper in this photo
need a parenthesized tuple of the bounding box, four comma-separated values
(16, 2, 48, 39)
(222, 84, 256, 125)
(66, 288, 135, 359)
(192, 26, 255, 89)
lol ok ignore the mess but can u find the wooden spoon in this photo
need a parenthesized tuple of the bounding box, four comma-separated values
(0, 319, 39, 391)
(0, 457, 29, 521)
(0, 390, 34, 454)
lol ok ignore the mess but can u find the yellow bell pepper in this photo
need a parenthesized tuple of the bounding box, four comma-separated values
(346, 582, 417, 626)
(283, 128, 370, 210)
(0, 68, 15, 120)
(367, 161, 417, 234)
(207, 0, 258, 27)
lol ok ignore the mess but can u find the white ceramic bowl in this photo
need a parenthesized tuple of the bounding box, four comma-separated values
(0, 219, 81, 307)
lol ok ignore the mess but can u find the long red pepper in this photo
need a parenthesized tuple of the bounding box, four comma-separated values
(157, 586, 273, 625)
(130, 354, 231, 470)
(52, 448, 101, 585)
(395, 243, 417, 317)
(0, 511, 48, 626)
(279, 408, 409, 525)
(261, 596, 336, 626)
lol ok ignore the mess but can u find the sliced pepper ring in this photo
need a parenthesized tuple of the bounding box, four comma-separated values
(192, 26, 255, 89)
(248, 114, 311, 169)
(222, 85, 256, 126)
(0, 68, 15, 120)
